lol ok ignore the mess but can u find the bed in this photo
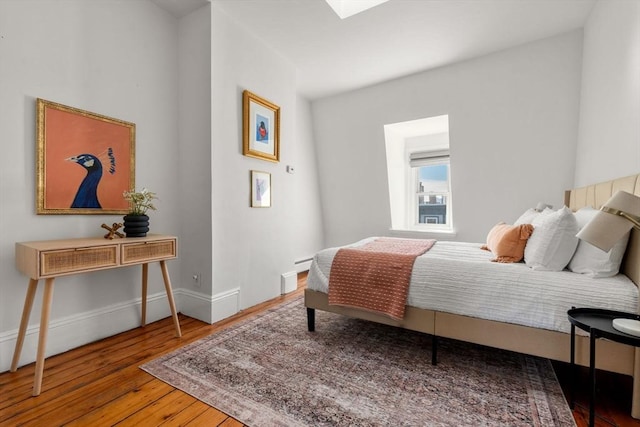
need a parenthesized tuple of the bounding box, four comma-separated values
(305, 173, 640, 418)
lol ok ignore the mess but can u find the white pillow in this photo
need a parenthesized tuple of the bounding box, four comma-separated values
(524, 206, 579, 271)
(568, 206, 630, 278)
(514, 208, 540, 225)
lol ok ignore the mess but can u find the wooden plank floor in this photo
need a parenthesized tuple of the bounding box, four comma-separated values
(1, 273, 639, 426)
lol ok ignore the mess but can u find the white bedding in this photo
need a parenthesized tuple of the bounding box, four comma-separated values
(307, 238, 639, 334)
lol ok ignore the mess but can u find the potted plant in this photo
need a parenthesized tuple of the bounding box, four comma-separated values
(122, 188, 157, 237)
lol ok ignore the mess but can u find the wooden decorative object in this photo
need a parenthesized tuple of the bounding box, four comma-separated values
(101, 222, 124, 239)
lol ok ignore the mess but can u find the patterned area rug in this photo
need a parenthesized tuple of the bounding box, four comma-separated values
(141, 297, 576, 426)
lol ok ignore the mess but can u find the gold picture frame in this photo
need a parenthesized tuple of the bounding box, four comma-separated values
(250, 170, 271, 208)
(243, 90, 280, 162)
(36, 98, 135, 214)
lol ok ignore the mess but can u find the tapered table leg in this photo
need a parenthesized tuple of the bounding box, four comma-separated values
(11, 279, 38, 372)
(160, 260, 181, 337)
(33, 278, 55, 396)
(141, 263, 148, 327)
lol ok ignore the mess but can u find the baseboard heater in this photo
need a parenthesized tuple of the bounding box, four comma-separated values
(281, 271, 297, 294)
(294, 257, 313, 273)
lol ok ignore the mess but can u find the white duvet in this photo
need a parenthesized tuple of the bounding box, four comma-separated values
(306, 238, 639, 334)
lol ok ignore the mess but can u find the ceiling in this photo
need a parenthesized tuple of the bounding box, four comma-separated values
(151, 0, 596, 100)
(149, 0, 209, 18)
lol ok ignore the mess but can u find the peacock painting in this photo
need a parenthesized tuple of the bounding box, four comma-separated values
(67, 148, 116, 209)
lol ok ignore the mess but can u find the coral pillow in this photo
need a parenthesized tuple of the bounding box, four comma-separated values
(481, 222, 534, 263)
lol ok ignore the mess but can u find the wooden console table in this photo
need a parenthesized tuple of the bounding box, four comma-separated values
(11, 234, 181, 396)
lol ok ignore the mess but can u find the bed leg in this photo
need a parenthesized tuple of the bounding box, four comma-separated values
(632, 349, 640, 419)
(307, 307, 315, 332)
(432, 335, 438, 365)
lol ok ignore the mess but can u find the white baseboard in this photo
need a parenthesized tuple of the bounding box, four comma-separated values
(0, 287, 242, 374)
(0, 292, 172, 374)
(210, 288, 241, 323)
(176, 288, 214, 323)
(176, 287, 240, 324)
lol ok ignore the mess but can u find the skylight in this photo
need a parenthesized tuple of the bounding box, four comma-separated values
(325, 0, 390, 19)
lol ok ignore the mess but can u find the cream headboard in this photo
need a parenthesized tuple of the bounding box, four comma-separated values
(564, 173, 640, 286)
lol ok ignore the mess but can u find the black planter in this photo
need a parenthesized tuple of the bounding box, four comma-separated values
(123, 214, 150, 237)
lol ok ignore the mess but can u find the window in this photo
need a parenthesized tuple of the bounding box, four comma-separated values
(384, 115, 453, 233)
(410, 152, 451, 230)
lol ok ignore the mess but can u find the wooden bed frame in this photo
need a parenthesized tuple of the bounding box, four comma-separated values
(305, 173, 640, 417)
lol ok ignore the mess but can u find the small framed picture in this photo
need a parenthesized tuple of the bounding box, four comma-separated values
(250, 170, 271, 208)
(243, 90, 280, 162)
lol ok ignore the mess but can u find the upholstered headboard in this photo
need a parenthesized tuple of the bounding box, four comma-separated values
(564, 173, 640, 286)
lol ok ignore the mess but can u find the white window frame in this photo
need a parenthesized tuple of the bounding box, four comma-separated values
(407, 154, 452, 232)
(384, 114, 453, 234)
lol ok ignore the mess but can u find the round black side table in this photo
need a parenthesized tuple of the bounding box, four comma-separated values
(567, 307, 640, 427)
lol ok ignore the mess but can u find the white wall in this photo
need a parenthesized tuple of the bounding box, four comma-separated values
(294, 95, 326, 266)
(177, 4, 325, 321)
(574, 0, 640, 186)
(210, 4, 310, 312)
(0, 0, 181, 371)
(312, 31, 584, 246)
(176, 5, 214, 322)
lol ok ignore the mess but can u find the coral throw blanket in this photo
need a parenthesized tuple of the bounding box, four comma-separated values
(328, 238, 436, 320)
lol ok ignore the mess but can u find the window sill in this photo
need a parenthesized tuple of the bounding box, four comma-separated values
(389, 228, 457, 239)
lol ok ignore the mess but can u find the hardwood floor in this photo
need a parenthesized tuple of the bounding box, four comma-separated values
(553, 359, 640, 427)
(1, 273, 639, 426)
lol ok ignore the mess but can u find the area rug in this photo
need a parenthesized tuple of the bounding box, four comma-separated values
(141, 297, 576, 426)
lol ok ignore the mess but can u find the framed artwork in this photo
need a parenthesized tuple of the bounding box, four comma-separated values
(243, 90, 280, 162)
(36, 98, 135, 214)
(250, 170, 271, 208)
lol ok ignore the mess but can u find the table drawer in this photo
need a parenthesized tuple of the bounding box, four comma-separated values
(40, 246, 118, 276)
(121, 239, 176, 264)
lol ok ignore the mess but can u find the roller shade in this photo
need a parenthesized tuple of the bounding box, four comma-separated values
(409, 149, 450, 167)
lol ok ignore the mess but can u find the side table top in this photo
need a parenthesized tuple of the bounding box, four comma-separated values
(16, 234, 176, 250)
(568, 308, 640, 347)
